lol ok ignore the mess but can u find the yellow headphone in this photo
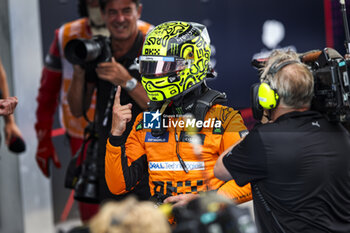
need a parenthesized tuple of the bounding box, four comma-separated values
(258, 82, 279, 109)
(257, 60, 300, 109)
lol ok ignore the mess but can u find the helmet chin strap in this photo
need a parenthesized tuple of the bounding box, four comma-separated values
(160, 100, 171, 115)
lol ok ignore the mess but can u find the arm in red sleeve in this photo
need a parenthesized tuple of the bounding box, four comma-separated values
(36, 29, 62, 126)
(35, 29, 63, 177)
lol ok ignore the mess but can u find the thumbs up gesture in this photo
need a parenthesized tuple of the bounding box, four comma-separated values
(111, 86, 133, 136)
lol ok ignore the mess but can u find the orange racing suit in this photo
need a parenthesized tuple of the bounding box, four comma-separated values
(105, 104, 252, 203)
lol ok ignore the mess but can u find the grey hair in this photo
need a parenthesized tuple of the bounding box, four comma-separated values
(261, 50, 314, 109)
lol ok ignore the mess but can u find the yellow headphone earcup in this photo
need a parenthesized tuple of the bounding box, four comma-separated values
(258, 83, 279, 109)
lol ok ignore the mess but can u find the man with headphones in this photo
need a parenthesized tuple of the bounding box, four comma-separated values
(214, 50, 350, 232)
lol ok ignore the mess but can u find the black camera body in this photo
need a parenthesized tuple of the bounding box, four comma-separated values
(306, 48, 350, 122)
(67, 122, 100, 204)
(64, 35, 112, 67)
(74, 133, 100, 204)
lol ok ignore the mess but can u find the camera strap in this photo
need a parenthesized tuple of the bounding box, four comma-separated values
(102, 86, 117, 127)
(82, 77, 93, 124)
(253, 183, 286, 233)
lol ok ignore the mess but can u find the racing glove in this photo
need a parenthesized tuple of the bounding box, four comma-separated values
(35, 123, 61, 177)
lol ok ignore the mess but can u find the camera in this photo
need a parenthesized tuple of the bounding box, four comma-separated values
(172, 192, 257, 233)
(251, 48, 350, 123)
(73, 123, 100, 204)
(302, 48, 350, 122)
(64, 35, 112, 66)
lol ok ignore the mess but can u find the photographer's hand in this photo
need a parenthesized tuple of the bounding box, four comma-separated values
(97, 57, 149, 110)
(96, 57, 131, 86)
(111, 86, 132, 136)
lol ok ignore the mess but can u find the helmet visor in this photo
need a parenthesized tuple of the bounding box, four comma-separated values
(139, 56, 191, 76)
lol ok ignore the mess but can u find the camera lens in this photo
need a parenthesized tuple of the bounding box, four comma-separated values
(65, 38, 102, 65)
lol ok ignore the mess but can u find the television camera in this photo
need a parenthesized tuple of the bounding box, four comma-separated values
(301, 48, 350, 122)
(251, 0, 350, 123)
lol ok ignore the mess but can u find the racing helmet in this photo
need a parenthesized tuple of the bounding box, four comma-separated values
(139, 21, 211, 102)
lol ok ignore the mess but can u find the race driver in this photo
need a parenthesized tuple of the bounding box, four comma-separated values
(105, 21, 252, 206)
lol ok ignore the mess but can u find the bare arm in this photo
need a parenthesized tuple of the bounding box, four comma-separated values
(67, 65, 95, 117)
(214, 139, 243, 181)
(214, 151, 234, 181)
(0, 59, 22, 144)
(0, 62, 17, 117)
(0, 59, 12, 101)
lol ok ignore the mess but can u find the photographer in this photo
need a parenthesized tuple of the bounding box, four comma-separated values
(214, 50, 350, 232)
(105, 21, 252, 209)
(35, 0, 108, 221)
(67, 0, 152, 203)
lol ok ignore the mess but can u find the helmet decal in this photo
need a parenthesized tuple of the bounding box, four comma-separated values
(140, 21, 211, 102)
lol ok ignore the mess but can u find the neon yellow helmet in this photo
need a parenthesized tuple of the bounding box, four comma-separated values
(139, 21, 211, 102)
